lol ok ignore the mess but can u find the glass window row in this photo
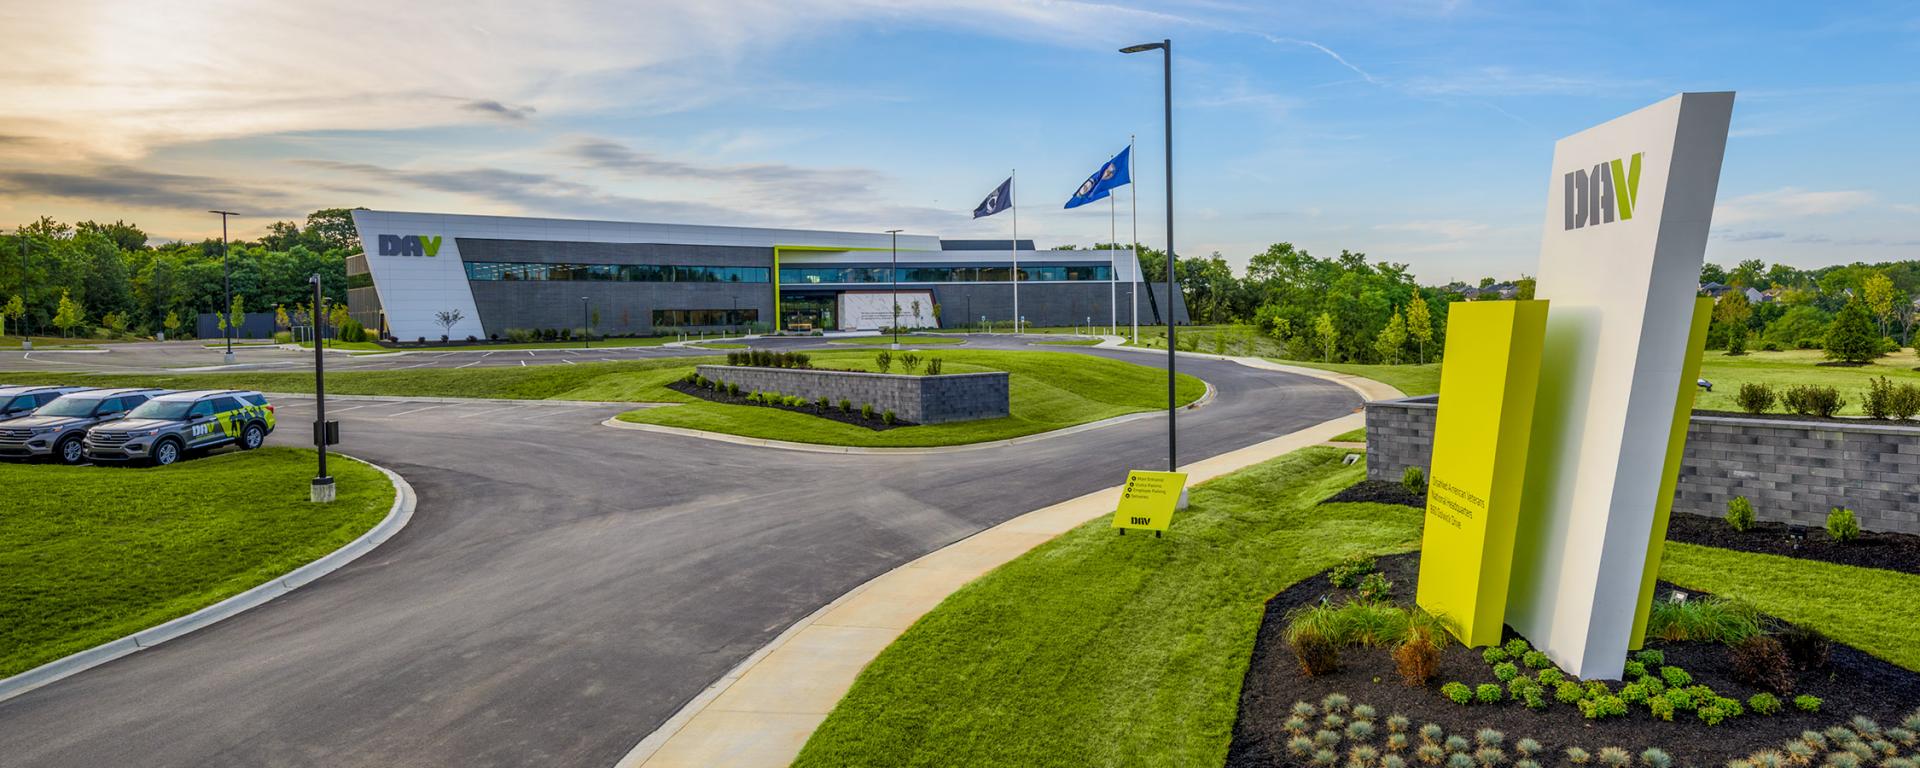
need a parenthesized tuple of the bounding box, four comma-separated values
(465, 262, 770, 283)
(778, 264, 1112, 284)
(653, 309, 760, 327)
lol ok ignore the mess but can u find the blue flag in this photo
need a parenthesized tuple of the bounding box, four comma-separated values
(973, 177, 1013, 219)
(1063, 145, 1132, 209)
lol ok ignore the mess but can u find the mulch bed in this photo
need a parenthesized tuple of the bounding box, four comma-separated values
(1665, 513, 1920, 576)
(664, 379, 914, 431)
(1225, 552, 1920, 768)
(1323, 480, 1428, 509)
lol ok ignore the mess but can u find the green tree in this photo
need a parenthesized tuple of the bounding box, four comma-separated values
(1313, 312, 1337, 362)
(1824, 296, 1879, 363)
(53, 290, 85, 337)
(1864, 272, 1897, 336)
(1715, 290, 1753, 356)
(1373, 308, 1408, 364)
(1729, 259, 1766, 289)
(228, 294, 246, 337)
(1, 294, 22, 337)
(163, 309, 181, 339)
(275, 304, 290, 331)
(1406, 296, 1433, 364)
(304, 208, 364, 253)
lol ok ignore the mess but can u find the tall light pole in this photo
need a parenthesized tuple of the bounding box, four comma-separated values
(210, 210, 240, 363)
(12, 229, 32, 350)
(1122, 38, 1178, 476)
(887, 229, 903, 350)
(309, 274, 335, 503)
(581, 296, 590, 349)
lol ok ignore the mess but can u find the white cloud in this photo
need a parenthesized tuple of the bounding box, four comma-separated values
(1712, 187, 1874, 224)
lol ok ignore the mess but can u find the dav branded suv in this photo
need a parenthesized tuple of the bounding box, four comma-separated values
(0, 388, 168, 463)
(0, 385, 94, 423)
(84, 390, 277, 466)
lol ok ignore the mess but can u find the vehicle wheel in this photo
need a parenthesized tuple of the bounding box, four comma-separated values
(241, 423, 265, 450)
(57, 436, 85, 465)
(154, 438, 183, 467)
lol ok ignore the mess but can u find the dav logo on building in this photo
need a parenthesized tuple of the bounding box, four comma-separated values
(1563, 152, 1642, 230)
(377, 234, 444, 257)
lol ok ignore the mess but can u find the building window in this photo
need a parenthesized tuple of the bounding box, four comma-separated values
(464, 262, 769, 283)
(652, 309, 761, 327)
(775, 263, 1111, 284)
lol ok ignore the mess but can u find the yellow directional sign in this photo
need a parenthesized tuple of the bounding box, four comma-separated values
(1111, 470, 1187, 534)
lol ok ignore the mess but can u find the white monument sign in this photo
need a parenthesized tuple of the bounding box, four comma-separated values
(1506, 92, 1734, 680)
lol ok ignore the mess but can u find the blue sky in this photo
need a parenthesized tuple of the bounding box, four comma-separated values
(0, 0, 1915, 283)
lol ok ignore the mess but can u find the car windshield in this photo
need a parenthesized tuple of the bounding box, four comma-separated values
(34, 397, 100, 417)
(127, 399, 195, 420)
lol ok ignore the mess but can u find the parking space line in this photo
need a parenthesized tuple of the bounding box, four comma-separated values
(481, 351, 495, 358)
(457, 361, 482, 369)
(456, 406, 515, 419)
(387, 404, 449, 418)
(520, 360, 527, 367)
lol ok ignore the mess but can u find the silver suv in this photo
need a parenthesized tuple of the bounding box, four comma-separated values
(84, 390, 278, 466)
(0, 388, 170, 463)
(0, 385, 93, 423)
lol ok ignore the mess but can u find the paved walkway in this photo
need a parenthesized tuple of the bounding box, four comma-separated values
(619, 355, 1400, 767)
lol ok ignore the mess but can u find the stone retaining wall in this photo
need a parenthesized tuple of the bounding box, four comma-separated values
(1364, 396, 1920, 535)
(696, 365, 1009, 424)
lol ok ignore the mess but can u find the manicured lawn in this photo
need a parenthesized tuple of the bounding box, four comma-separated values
(295, 335, 720, 353)
(691, 342, 747, 349)
(621, 349, 1206, 448)
(1331, 427, 1366, 442)
(828, 335, 965, 346)
(1278, 359, 1441, 397)
(0, 358, 709, 401)
(293, 339, 390, 353)
(0, 448, 394, 677)
(794, 448, 1423, 766)
(1030, 338, 1102, 346)
(1692, 348, 1920, 416)
(1658, 542, 1920, 671)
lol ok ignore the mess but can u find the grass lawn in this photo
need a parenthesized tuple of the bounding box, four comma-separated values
(1030, 338, 1102, 346)
(0, 447, 393, 677)
(293, 339, 390, 353)
(1331, 427, 1366, 442)
(1659, 542, 1920, 671)
(794, 448, 1424, 766)
(1692, 348, 1920, 416)
(1, 335, 112, 350)
(827, 335, 965, 346)
(621, 349, 1206, 448)
(1278, 359, 1441, 397)
(0, 358, 709, 401)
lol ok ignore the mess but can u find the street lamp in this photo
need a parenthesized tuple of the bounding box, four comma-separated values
(1121, 38, 1179, 479)
(581, 296, 590, 349)
(210, 210, 240, 363)
(309, 273, 335, 503)
(11, 229, 36, 351)
(887, 229, 903, 350)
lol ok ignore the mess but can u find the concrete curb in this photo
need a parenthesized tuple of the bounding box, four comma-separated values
(615, 410, 1367, 767)
(597, 379, 1218, 455)
(0, 455, 417, 705)
(1099, 343, 1406, 402)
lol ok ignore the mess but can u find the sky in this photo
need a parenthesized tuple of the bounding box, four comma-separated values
(0, 0, 1915, 284)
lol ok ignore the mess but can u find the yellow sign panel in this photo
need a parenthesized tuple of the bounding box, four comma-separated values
(1111, 470, 1187, 533)
(1414, 300, 1548, 648)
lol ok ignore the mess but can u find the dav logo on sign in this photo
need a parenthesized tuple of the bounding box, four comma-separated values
(377, 234, 443, 257)
(1563, 152, 1642, 230)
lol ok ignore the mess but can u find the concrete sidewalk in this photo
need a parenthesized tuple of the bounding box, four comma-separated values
(616, 409, 1367, 768)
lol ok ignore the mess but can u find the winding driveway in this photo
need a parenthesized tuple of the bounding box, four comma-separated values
(0, 342, 1359, 767)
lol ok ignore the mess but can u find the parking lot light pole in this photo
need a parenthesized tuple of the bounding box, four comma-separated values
(13, 230, 32, 351)
(210, 211, 241, 363)
(1122, 38, 1180, 491)
(888, 229, 903, 350)
(581, 296, 590, 349)
(309, 274, 334, 503)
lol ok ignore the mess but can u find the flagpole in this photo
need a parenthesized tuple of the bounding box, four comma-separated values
(1129, 134, 1139, 344)
(1011, 168, 1020, 333)
(1109, 180, 1117, 337)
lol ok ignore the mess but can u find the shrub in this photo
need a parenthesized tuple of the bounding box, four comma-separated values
(837, 399, 851, 412)
(1648, 696, 1675, 721)
(1826, 507, 1859, 542)
(1514, 739, 1541, 758)
(1782, 384, 1845, 417)
(1348, 720, 1376, 741)
(874, 350, 893, 373)
(1481, 647, 1509, 664)
(1865, 376, 1900, 420)
(1292, 633, 1342, 676)
(1619, 681, 1649, 705)
(861, 403, 874, 420)
(1778, 624, 1832, 670)
(1736, 382, 1778, 414)
(1639, 748, 1671, 768)
(1442, 682, 1472, 705)
(1729, 635, 1795, 694)
(899, 352, 922, 373)
(1697, 698, 1738, 726)
(1289, 735, 1315, 755)
(1633, 649, 1664, 666)
(1386, 715, 1409, 734)
(1889, 381, 1920, 421)
(1474, 684, 1502, 704)
(1565, 747, 1590, 765)
(816, 396, 829, 411)
(1493, 663, 1518, 682)
(1749, 692, 1783, 715)
(1358, 572, 1394, 602)
(1623, 660, 1646, 678)
(882, 410, 896, 425)
(925, 357, 943, 376)
(1351, 703, 1374, 721)
(1597, 747, 1632, 768)
(1388, 733, 1410, 753)
(1664, 687, 1695, 711)
(1502, 638, 1530, 657)
(1824, 297, 1879, 363)
(727, 382, 740, 396)
(1329, 555, 1378, 588)
(1314, 747, 1339, 766)
(1522, 651, 1551, 670)
(1447, 754, 1475, 768)
(1417, 744, 1446, 765)
(1554, 681, 1583, 704)
(1395, 637, 1440, 686)
(1445, 736, 1470, 754)
(1420, 723, 1444, 745)
(1473, 747, 1504, 768)
(1647, 597, 1761, 644)
(1585, 680, 1611, 699)
(1403, 466, 1426, 494)
(1793, 694, 1822, 712)
(1726, 496, 1756, 532)
(1536, 668, 1563, 686)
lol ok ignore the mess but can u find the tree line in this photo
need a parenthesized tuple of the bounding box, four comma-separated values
(0, 209, 359, 339)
